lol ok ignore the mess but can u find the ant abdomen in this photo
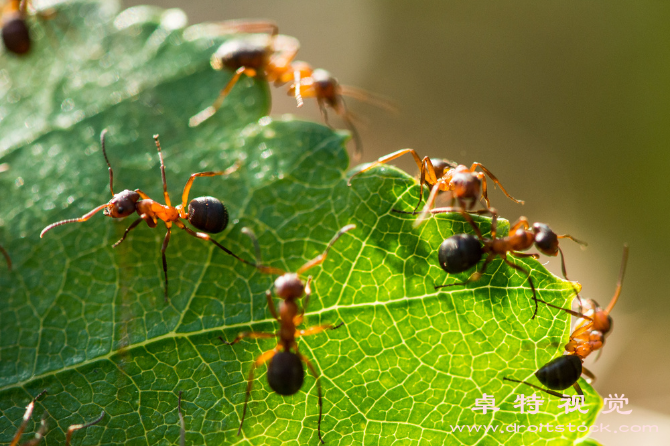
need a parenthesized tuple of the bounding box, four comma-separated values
(212, 37, 269, 72)
(2, 16, 30, 55)
(268, 351, 305, 396)
(438, 233, 483, 274)
(187, 196, 228, 233)
(535, 355, 582, 390)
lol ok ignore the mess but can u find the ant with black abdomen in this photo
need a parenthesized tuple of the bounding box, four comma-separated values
(432, 208, 585, 319)
(40, 130, 254, 301)
(188, 21, 391, 160)
(348, 149, 523, 225)
(220, 224, 355, 444)
(504, 245, 628, 398)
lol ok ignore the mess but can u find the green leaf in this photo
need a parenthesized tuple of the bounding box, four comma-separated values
(0, 1, 601, 445)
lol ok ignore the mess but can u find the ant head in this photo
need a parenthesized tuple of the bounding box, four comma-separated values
(449, 166, 481, 200)
(267, 351, 304, 396)
(274, 273, 305, 299)
(311, 69, 340, 106)
(430, 159, 458, 180)
(104, 190, 140, 218)
(438, 234, 483, 274)
(211, 35, 271, 72)
(2, 16, 31, 55)
(187, 196, 228, 234)
(592, 307, 613, 335)
(532, 223, 559, 256)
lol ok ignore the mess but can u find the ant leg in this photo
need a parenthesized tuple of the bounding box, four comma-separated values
(266, 291, 280, 321)
(318, 99, 331, 127)
(508, 217, 530, 233)
(297, 224, 356, 273)
(180, 162, 241, 211)
(558, 234, 588, 247)
(471, 163, 524, 204)
(573, 382, 584, 397)
(153, 135, 171, 207)
(581, 366, 597, 383)
(294, 276, 312, 326)
(238, 348, 277, 436)
(99, 129, 114, 196)
(503, 377, 568, 399)
(478, 172, 491, 208)
(503, 259, 538, 319)
(65, 411, 105, 446)
(112, 216, 145, 248)
(240, 227, 286, 275)
(414, 181, 447, 228)
(297, 353, 326, 444)
(511, 252, 540, 259)
(341, 106, 363, 162)
(189, 67, 256, 127)
(222, 331, 277, 346)
(1, 244, 11, 271)
(161, 226, 172, 302)
(557, 247, 584, 308)
(604, 244, 629, 316)
(20, 415, 47, 446)
(435, 253, 495, 289)
(40, 204, 109, 238)
(10, 391, 47, 446)
(178, 391, 185, 446)
(534, 298, 592, 320)
(134, 189, 151, 200)
(348, 148, 426, 186)
(295, 322, 344, 338)
(174, 221, 254, 267)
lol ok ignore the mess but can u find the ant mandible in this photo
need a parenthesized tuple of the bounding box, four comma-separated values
(40, 130, 253, 301)
(221, 224, 355, 444)
(9, 390, 105, 446)
(433, 209, 586, 319)
(1, 243, 11, 271)
(2, 0, 31, 55)
(347, 148, 523, 225)
(504, 245, 628, 398)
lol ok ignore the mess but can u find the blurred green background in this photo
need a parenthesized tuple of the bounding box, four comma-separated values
(121, 0, 669, 443)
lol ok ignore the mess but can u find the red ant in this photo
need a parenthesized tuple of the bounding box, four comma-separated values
(220, 224, 355, 444)
(188, 22, 391, 160)
(504, 245, 628, 398)
(40, 130, 253, 300)
(347, 149, 523, 224)
(8, 390, 105, 445)
(433, 209, 586, 319)
(1, 243, 10, 270)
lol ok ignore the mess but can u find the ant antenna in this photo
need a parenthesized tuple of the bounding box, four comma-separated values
(65, 411, 105, 446)
(604, 244, 628, 316)
(297, 224, 356, 274)
(241, 227, 286, 275)
(153, 134, 171, 207)
(100, 129, 114, 196)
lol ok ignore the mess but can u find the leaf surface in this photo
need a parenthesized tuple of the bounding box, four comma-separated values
(0, 1, 601, 444)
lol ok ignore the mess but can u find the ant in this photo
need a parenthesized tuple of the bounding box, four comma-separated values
(2, 0, 31, 55)
(347, 149, 523, 225)
(40, 130, 253, 301)
(433, 209, 586, 319)
(220, 224, 355, 444)
(1, 243, 10, 270)
(188, 22, 391, 160)
(504, 245, 628, 398)
(9, 390, 105, 445)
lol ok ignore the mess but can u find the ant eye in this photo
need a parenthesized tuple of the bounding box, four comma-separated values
(117, 206, 124, 214)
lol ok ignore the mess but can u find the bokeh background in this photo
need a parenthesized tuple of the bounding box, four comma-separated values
(123, 1, 669, 444)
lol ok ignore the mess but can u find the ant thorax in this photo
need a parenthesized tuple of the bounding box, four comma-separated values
(274, 273, 305, 299)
